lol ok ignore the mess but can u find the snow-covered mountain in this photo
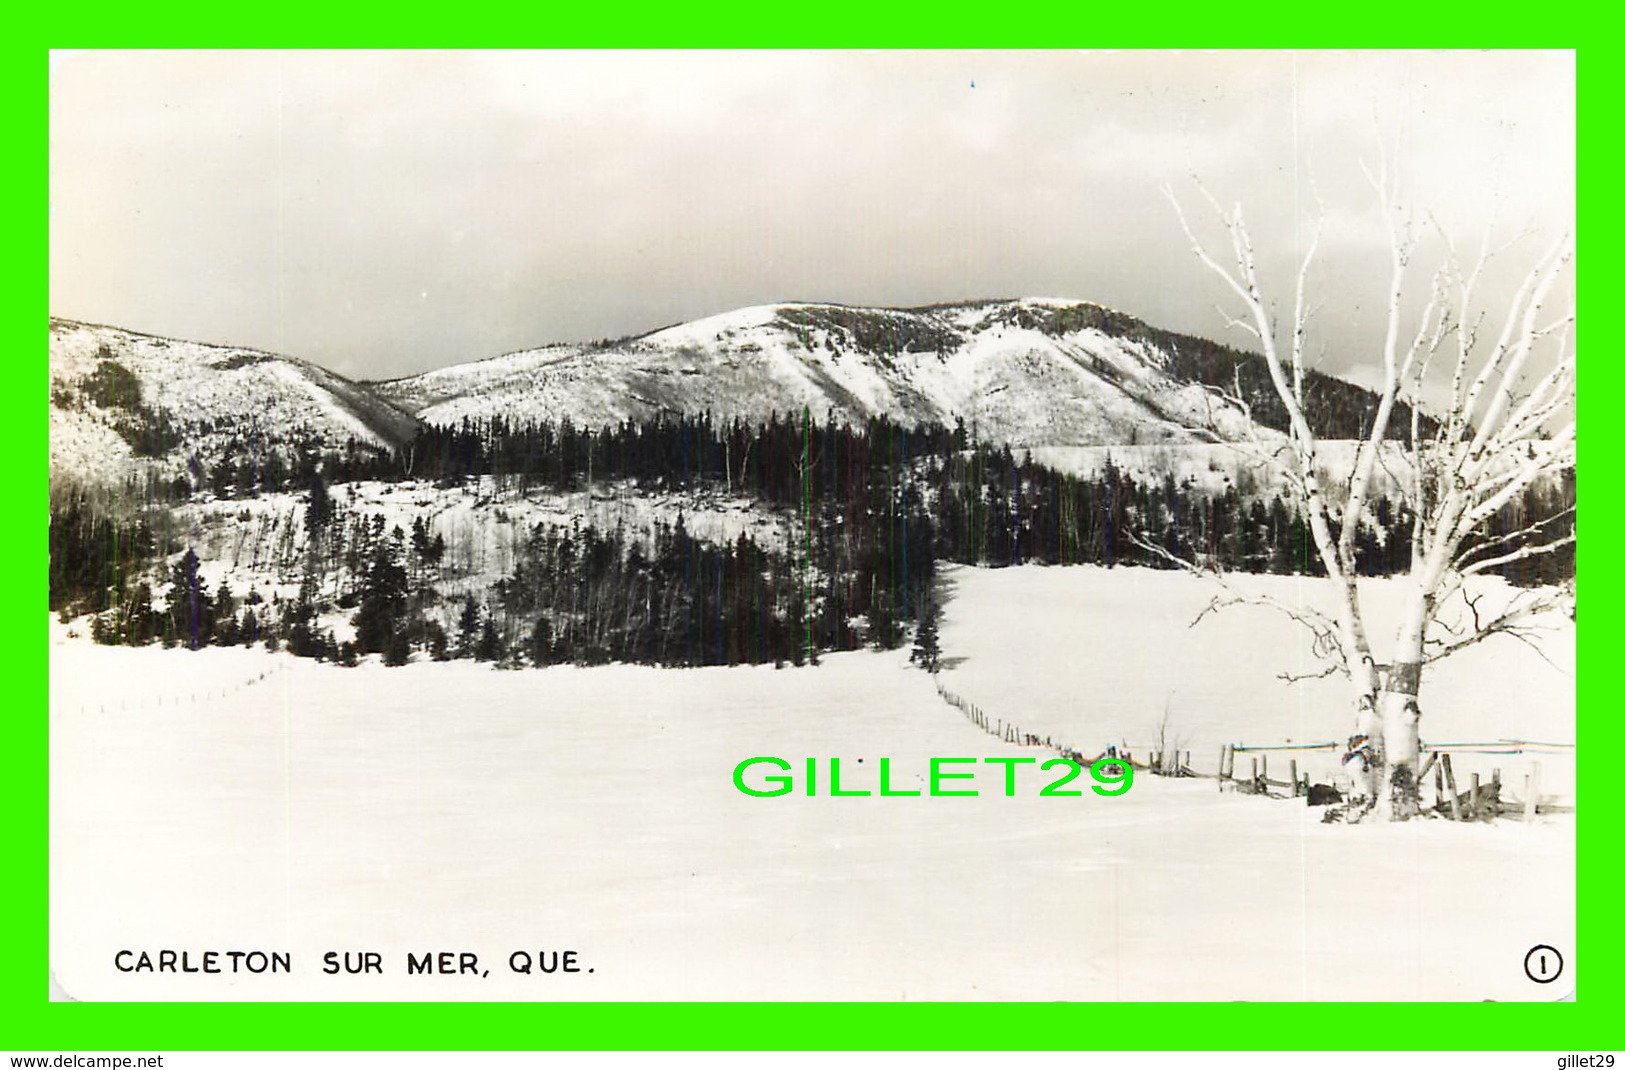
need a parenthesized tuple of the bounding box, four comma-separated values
(49, 318, 422, 487)
(372, 299, 1265, 446)
(55, 297, 1427, 494)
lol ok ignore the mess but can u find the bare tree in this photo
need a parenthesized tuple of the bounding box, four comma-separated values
(1163, 164, 1574, 822)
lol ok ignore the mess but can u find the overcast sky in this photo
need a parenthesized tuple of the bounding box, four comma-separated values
(49, 50, 1574, 383)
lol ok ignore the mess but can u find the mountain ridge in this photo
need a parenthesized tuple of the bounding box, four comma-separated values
(368, 296, 1432, 446)
(368, 297, 1270, 447)
(49, 298, 1434, 491)
(49, 317, 422, 489)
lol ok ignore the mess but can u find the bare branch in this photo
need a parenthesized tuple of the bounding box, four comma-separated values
(1338, 188, 1436, 568)
(1453, 506, 1576, 568)
(1129, 530, 1346, 675)
(1178, 373, 1301, 484)
(1278, 661, 1343, 684)
(1216, 304, 1262, 340)
(1423, 589, 1570, 663)
(1493, 625, 1571, 675)
(1458, 532, 1576, 578)
(1291, 212, 1322, 405)
(1458, 235, 1573, 463)
(1456, 422, 1575, 535)
(1165, 184, 1257, 311)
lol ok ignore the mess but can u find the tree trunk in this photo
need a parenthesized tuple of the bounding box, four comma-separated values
(1375, 660, 1423, 820)
(1338, 582, 1433, 822)
(1334, 578, 1384, 816)
(1370, 589, 1432, 821)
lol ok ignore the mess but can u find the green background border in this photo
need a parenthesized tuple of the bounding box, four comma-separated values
(15, 26, 1612, 1052)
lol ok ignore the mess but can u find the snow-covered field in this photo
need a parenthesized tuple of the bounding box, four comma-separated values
(49, 565, 1575, 1002)
(936, 564, 1576, 801)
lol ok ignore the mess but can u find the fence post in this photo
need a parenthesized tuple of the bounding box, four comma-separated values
(1442, 754, 1463, 821)
(1418, 750, 1439, 783)
(1525, 762, 1542, 822)
(1470, 773, 1482, 821)
(1289, 759, 1299, 797)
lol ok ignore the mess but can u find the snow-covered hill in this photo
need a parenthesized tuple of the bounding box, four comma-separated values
(49, 318, 422, 488)
(372, 299, 1264, 446)
(161, 475, 795, 642)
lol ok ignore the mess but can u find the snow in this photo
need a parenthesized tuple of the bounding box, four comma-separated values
(1023, 440, 1416, 499)
(639, 304, 782, 347)
(50, 405, 139, 487)
(163, 477, 793, 625)
(368, 345, 590, 420)
(49, 319, 417, 489)
(276, 360, 390, 448)
(1020, 296, 1103, 308)
(375, 299, 1254, 449)
(936, 327, 1198, 446)
(49, 563, 1574, 1001)
(936, 564, 1576, 801)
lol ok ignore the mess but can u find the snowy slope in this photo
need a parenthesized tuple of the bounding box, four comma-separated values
(372, 299, 1263, 446)
(49, 318, 422, 487)
(1025, 440, 1413, 499)
(162, 476, 795, 642)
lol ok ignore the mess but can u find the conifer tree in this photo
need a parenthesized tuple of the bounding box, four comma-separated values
(167, 549, 212, 651)
(354, 537, 408, 654)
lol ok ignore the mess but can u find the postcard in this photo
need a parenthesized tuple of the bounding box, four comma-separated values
(47, 49, 1575, 1002)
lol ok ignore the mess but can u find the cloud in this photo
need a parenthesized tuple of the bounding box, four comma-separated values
(49, 49, 1574, 382)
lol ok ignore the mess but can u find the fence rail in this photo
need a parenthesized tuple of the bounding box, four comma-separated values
(1219, 739, 1571, 820)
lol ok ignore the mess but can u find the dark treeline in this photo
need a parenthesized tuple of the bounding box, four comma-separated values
(366, 412, 1419, 578)
(52, 410, 1573, 668)
(494, 519, 818, 668)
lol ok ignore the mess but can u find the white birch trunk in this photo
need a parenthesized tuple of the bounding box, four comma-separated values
(1166, 180, 1573, 823)
(1372, 586, 1431, 820)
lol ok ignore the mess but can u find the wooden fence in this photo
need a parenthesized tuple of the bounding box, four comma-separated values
(1220, 740, 1574, 820)
(929, 676, 1573, 820)
(55, 658, 290, 718)
(932, 676, 1200, 777)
